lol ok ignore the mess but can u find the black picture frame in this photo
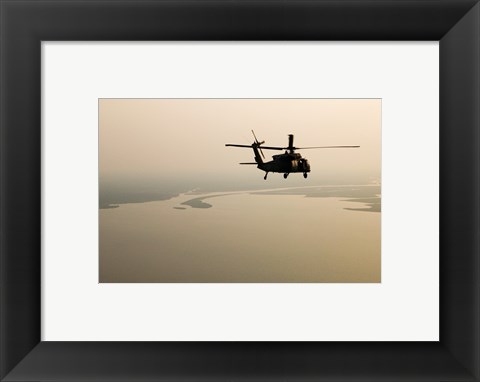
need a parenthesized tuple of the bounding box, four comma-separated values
(1, 0, 479, 381)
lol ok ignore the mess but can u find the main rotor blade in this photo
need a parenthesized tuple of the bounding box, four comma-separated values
(295, 145, 360, 149)
(256, 145, 285, 151)
(247, 145, 360, 151)
(225, 144, 253, 148)
(227, 143, 360, 150)
(225, 143, 271, 157)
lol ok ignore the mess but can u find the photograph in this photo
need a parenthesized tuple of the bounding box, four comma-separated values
(99, 98, 381, 283)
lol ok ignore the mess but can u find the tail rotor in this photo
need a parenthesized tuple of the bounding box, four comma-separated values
(251, 130, 265, 159)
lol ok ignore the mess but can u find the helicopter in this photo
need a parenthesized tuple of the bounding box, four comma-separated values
(226, 131, 360, 180)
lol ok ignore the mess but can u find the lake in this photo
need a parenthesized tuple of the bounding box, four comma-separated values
(99, 187, 381, 283)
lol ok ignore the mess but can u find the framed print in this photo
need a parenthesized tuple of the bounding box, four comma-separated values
(1, 1, 479, 381)
(40, 41, 438, 342)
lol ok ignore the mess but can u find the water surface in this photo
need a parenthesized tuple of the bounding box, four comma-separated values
(100, 187, 380, 283)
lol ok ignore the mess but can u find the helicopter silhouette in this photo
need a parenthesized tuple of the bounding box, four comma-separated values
(226, 131, 359, 180)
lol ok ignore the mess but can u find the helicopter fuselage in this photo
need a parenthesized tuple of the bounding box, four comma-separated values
(259, 152, 310, 174)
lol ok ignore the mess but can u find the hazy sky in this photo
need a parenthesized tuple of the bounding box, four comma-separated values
(99, 99, 381, 187)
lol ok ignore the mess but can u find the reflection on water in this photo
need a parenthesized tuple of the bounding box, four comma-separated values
(100, 184, 381, 213)
(177, 185, 381, 213)
(252, 185, 381, 213)
(180, 193, 233, 209)
(100, 186, 381, 283)
(343, 198, 380, 212)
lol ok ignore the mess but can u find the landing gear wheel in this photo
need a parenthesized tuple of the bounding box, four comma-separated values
(303, 172, 308, 178)
(264, 172, 268, 180)
(284, 173, 289, 179)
